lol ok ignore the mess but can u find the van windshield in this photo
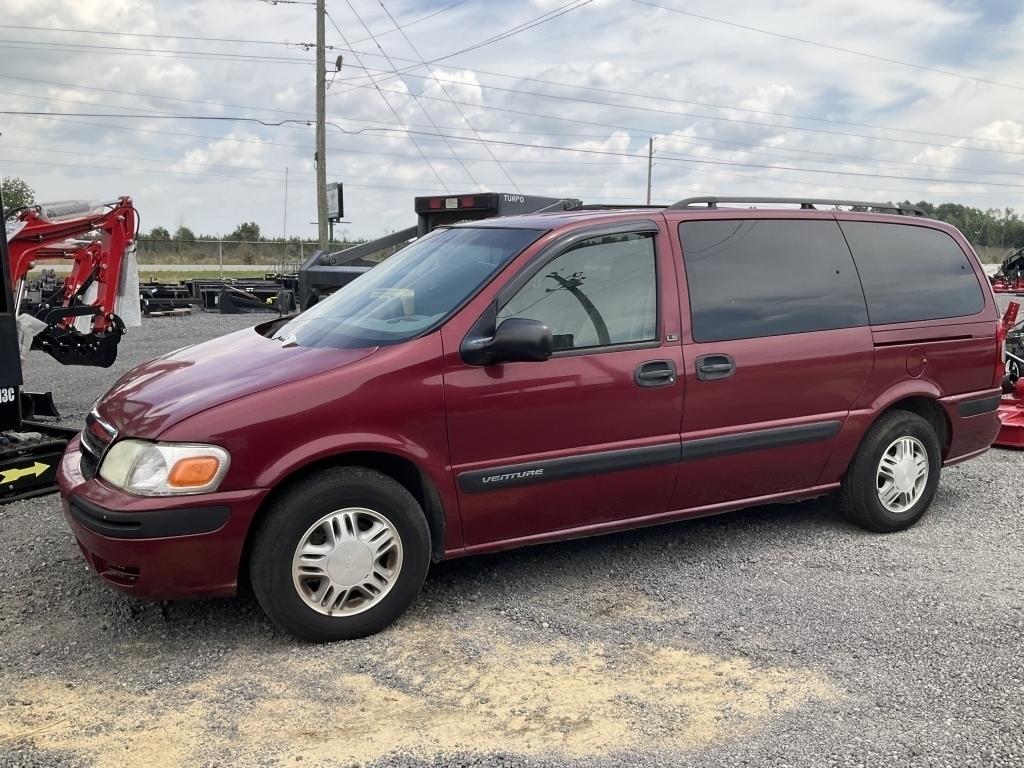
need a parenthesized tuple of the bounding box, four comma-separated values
(272, 226, 545, 349)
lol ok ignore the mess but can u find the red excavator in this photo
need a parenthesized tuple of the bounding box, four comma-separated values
(2, 192, 139, 501)
(6, 196, 139, 367)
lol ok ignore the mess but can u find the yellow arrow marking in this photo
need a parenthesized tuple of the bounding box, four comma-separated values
(0, 461, 50, 485)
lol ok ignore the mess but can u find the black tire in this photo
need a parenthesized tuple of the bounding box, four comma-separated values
(838, 410, 942, 533)
(249, 467, 431, 642)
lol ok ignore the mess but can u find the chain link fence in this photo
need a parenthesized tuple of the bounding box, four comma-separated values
(135, 238, 362, 271)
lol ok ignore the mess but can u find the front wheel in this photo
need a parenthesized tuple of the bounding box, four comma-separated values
(838, 410, 942, 533)
(249, 467, 431, 641)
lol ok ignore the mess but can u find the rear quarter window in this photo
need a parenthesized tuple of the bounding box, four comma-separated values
(839, 221, 984, 325)
(679, 219, 868, 342)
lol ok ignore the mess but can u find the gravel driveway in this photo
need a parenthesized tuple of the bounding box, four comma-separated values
(1, 312, 1021, 767)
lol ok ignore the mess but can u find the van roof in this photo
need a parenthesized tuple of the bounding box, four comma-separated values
(458, 196, 939, 231)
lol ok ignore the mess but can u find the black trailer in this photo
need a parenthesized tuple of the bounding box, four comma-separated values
(297, 192, 580, 309)
(1, 189, 79, 502)
(999, 246, 1024, 280)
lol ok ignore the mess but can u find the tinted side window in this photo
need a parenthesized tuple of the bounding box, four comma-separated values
(679, 219, 868, 342)
(839, 222, 984, 325)
(497, 232, 657, 351)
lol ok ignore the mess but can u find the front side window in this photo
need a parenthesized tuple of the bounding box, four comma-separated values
(679, 219, 868, 342)
(839, 221, 984, 325)
(272, 226, 544, 349)
(497, 232, 658, 351)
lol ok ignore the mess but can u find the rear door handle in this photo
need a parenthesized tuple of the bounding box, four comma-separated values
(634, 359, 677, 388)
(696, 354, 735, 381)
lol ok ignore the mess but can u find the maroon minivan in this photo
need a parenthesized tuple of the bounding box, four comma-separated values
(57, 197, 1003, 641)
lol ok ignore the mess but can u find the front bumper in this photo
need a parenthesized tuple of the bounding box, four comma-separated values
(57, 436, 270, 600)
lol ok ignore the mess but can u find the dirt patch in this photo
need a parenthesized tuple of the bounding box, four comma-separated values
(0, 616, 833, 766)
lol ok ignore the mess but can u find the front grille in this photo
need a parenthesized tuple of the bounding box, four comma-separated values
(79, 410, 116, 481)
(80, 445, 99, 480)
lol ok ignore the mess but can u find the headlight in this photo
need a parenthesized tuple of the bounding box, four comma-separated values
(99, 440, 230, 496)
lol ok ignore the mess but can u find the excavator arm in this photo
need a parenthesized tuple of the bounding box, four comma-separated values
(6, 196, 138, 367)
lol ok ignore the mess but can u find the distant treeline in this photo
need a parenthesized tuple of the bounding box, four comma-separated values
(136, 223, 366, 265)
(896, 201, 1023, 257)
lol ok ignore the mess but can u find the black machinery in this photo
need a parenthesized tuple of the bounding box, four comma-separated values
(297, 193, 581, 309)
(1, 188, 79, 502)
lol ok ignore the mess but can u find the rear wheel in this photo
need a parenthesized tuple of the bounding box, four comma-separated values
(839, 410, 942, 532)
(249, 467, 431, 641)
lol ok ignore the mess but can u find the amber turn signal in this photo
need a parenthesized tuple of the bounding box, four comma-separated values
(168, 456, 222, 488)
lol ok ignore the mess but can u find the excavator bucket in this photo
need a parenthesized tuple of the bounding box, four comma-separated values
(30, 322, 123, 367)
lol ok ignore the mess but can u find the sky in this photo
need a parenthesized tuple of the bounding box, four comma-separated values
(1, 0, 1023, 240)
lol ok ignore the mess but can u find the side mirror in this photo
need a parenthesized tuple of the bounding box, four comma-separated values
(462, 318, 553, 366)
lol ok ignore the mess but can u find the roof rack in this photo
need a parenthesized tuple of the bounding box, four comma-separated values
(573, 204, 667, 210)
(666, 196, 926, 217)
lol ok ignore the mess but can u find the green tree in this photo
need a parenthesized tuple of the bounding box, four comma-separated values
(229, 221, 261, 242)
(1, 176, 35, 212)
(174, 225, 196, 242)
(149, 226, 171, 240)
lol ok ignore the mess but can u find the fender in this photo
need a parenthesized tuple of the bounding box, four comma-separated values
(863, 378, 942, 415)
(817, 379, 944, 485)
(253, 434, 462, 555)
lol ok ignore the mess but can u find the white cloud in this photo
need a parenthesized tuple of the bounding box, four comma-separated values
(1, 0, 1022, 236)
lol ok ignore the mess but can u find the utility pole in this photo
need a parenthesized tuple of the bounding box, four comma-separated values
(282, 167, 289, 239)
(645, 137, 654, 205)
(315, 0, 328, 249)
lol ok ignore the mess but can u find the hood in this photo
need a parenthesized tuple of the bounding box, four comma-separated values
(97, 326, 376, 439)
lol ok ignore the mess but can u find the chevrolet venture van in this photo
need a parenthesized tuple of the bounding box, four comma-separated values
(58, 196, 1003, 641)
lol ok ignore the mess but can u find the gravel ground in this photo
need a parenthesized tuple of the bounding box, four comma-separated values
(1, 311, 1022, 768)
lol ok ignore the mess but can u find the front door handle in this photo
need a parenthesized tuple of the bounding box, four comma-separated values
(634, 359, 677, 388)
(696, 354, 735, 381)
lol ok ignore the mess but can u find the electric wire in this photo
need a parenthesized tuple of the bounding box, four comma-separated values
(3, 71, 1020, 179)
(323, 10, 451, 191)
(631, 0, 1024, 92)
(332, 75, 1024, 156)
(4, 8, 1014, 150)
(374, 0, 521, 192)
(330, 4, 478, 189)
(4, 109, 1023, 187)
(331, 59, 1018, 148)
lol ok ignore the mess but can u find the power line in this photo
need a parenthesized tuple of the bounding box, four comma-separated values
(415, 0, 594, 64)
(375, 0, 521, 192)
(6, 109, 1024, 188)
(12, 110, 1012, 194)
(7, 19, 980, 148)
(4, 71, 1021, 180)
(0, 0, 591, 72)
(345, 0, 472, 46)
(0, 1, 469, 50)
(331, 3, 480, 189)
(8, 19, 1016, 160)
(631, 0, 1024, 92)
(6, 7, 1016, 157)
(319, 12, 448, 192)
(323, 11, 451, 191)
(0, 149, 971, 200)
(329, 79, 1024, 157)
(319, 120, 1024, 188)
(0, 39, 316, 66)
(331, 59, 1018, 149)
(7, 82, 1024, 186)
(3, 112, 640, 166)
